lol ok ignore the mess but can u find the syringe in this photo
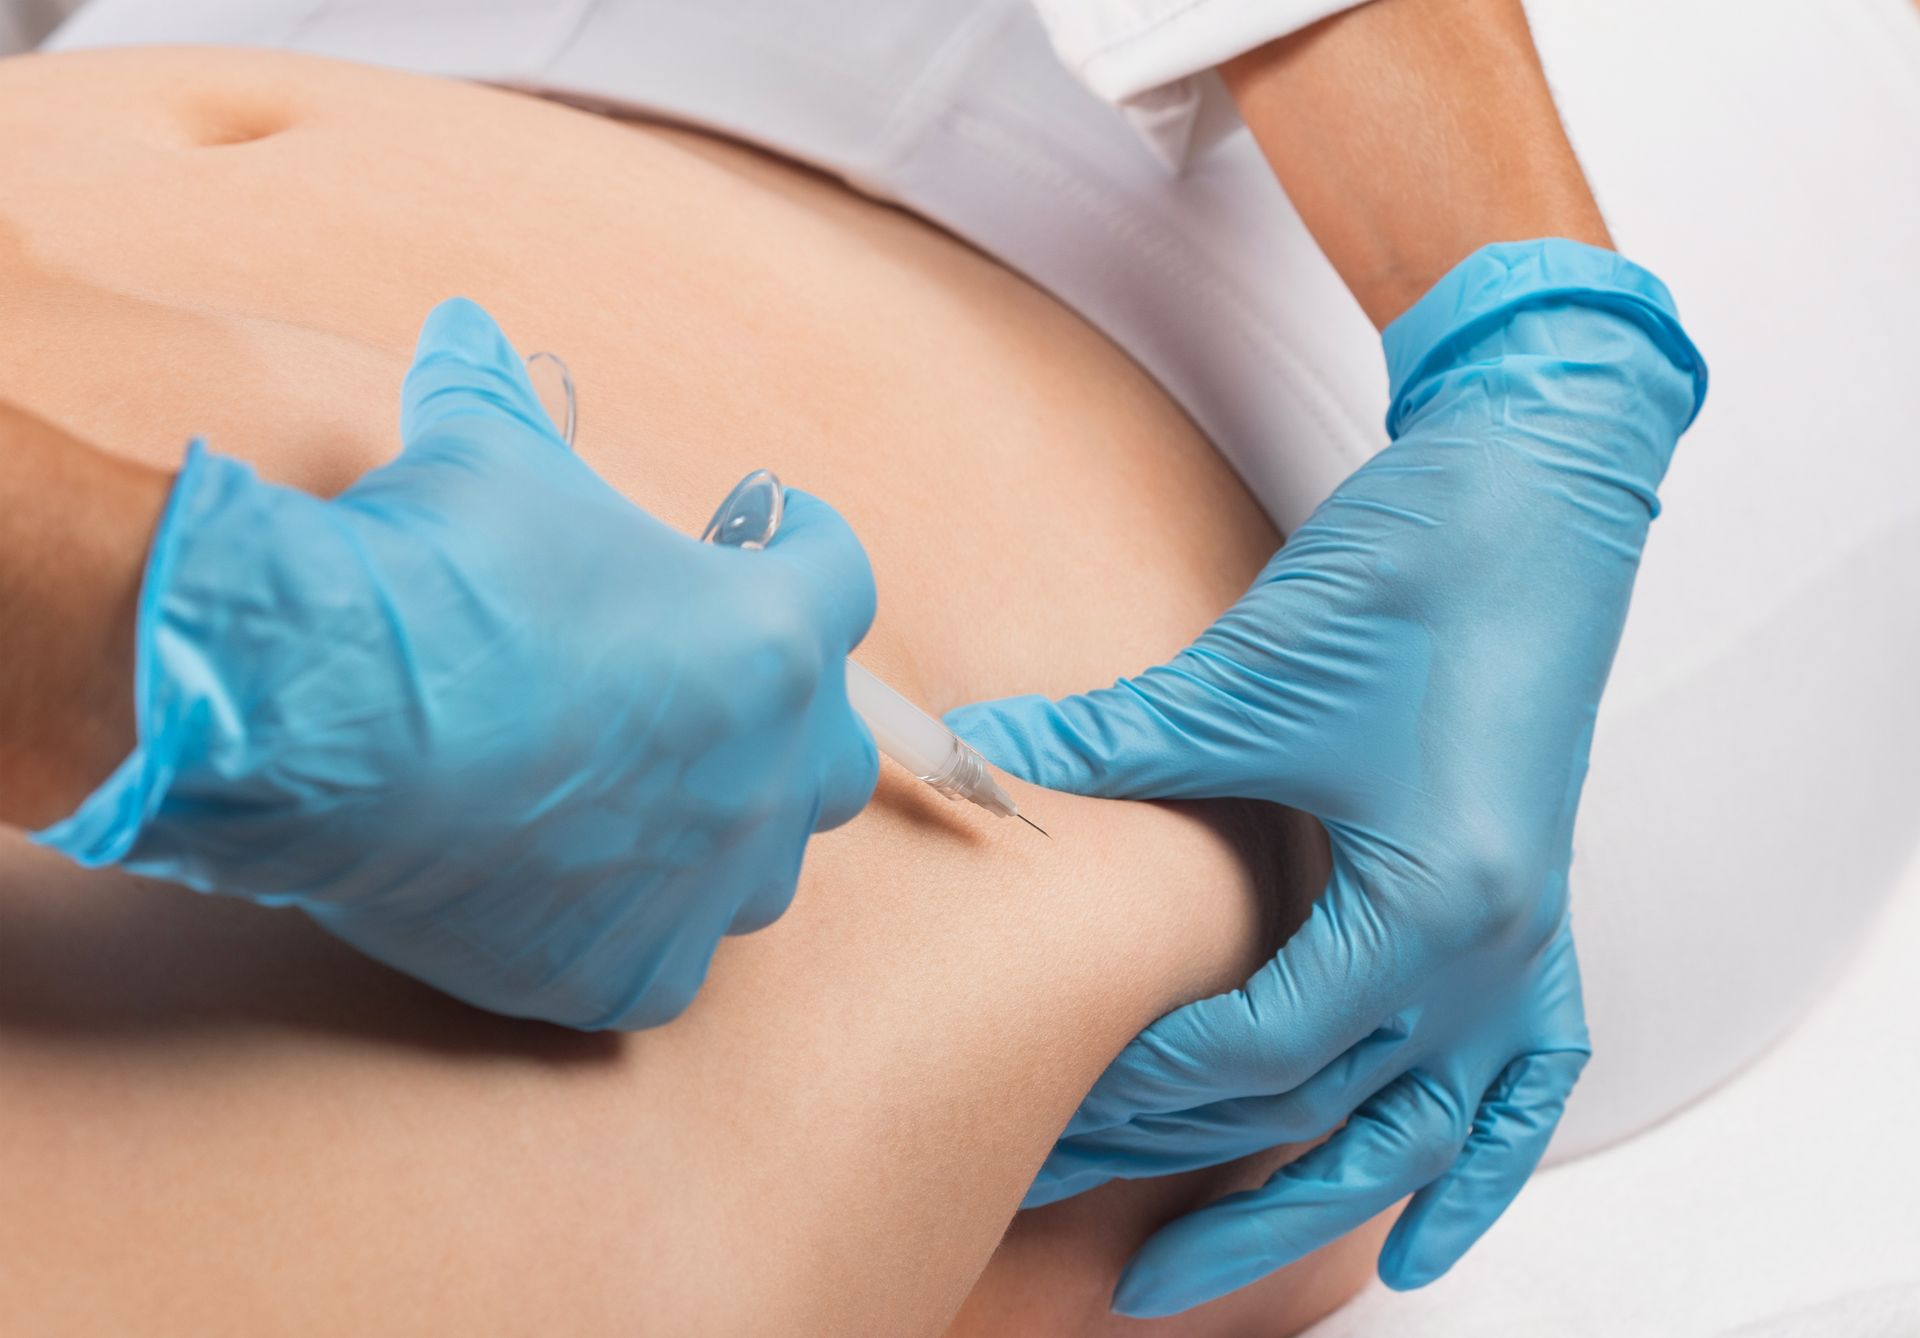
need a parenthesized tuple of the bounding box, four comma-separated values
(701, 470, 1047, 837)
(518, 359, 1040, 833)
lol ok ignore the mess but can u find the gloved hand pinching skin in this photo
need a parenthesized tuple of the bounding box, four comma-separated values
(35, 298, 880, 1031)
(946, 240, 1707, 1315)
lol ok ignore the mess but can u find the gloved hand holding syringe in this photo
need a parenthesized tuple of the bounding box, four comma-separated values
(33, 298, 895, 1032)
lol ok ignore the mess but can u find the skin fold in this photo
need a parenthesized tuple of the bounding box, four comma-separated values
(0, 47, 1388, 1335)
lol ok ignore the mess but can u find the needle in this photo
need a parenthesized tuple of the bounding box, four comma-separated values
(1016, 812, 1051, 839)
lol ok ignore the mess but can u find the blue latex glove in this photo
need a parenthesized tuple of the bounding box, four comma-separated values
(35, 298, 879, 1030)
(946, 240, 1706, 1314)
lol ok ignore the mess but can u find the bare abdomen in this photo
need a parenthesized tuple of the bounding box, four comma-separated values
(0, 44, 1277, 713)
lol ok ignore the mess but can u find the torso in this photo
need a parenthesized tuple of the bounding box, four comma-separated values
(0, 45, 1331, 1336)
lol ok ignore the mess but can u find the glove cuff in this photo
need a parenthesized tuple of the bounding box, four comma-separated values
(1382, 239, 1710, 448)
(31, 443, 354, 897)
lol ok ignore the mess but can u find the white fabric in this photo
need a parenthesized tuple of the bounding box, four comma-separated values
(0, 0, 79, 55)
(1302, 854, 1920, 1337)
(1027, 0, 1368, 166)
(1028, 0, 1357, 102)
(43, 0, 1920, 1168)
(1720, 1284, 1920, 1338)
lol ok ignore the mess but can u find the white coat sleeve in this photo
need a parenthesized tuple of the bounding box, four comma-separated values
(1030, 0, 1375, 168)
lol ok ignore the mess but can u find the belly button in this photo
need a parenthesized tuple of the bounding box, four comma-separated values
(177, 101, 297, 149)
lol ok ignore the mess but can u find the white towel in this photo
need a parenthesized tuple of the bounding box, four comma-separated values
(1719, 1283, 1920, 1338)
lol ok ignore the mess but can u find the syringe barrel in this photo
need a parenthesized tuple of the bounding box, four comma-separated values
(844, 660, 1014, 816)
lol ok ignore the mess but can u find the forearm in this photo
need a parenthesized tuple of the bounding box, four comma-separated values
(1223, 0, 1611, 327)
(0, 404, 171, 829)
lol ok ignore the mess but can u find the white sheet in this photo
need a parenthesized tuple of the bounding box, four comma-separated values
(0, 0, 75, 54)
(1306, 852, 1920, 1337)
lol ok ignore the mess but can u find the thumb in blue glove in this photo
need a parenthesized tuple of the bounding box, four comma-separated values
(36, 297, 880, 1030)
